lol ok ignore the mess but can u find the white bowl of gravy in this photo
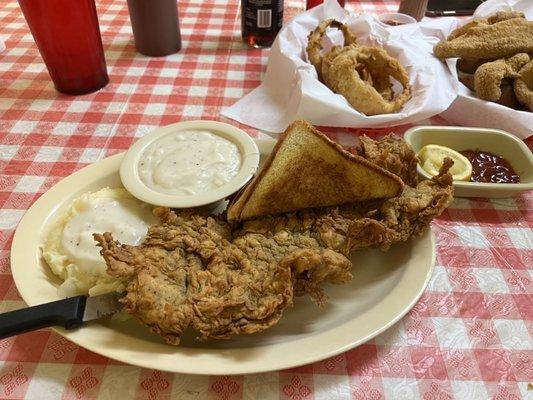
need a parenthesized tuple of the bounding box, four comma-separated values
(120, 120, 260, 208)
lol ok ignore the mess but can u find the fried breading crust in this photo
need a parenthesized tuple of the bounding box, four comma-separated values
(344, 158, 454, 252)
(358, 134, 419, 186)
(306, 19, 357, 82)
(95, 211, 353, 344)
(487, 11, 525, 24)
(474, 53, 530, 101)
(437, 11, 532, 111)
(514, 60, 533, 111)
(434, 18, 533, 61)
(321, 45, 411, 115)
(306, 20, 411, 115)
(95, 161, 453, 345)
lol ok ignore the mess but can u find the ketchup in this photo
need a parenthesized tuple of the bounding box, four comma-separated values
(460, 150, 520, 184)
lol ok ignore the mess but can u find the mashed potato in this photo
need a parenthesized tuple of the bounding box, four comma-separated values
(42, 188, 157, 297)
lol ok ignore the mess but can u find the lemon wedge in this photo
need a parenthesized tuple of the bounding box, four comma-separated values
(417, 144, 472, 181)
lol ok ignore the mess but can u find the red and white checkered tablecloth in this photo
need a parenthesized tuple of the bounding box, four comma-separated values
(0, 0, 532, 398)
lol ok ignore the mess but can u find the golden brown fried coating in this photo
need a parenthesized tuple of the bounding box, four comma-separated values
(321, 45, 345, 86)
(306, 20, 411, 115)
(487, 10, 525, 24)
(368, 63, 395, 101)
(321, 45, 411, 115)
(447, 19, 488, 41)
(514, 60, 533, 111)
(344, 160, 454, 252)
(474, 53, 530, 101)
(359, 134, 419, 187)
(306, 19, 357, 81)
(496, 82, 520, 109)
(95, 211, 353, 345)
(434, 18, 533, 61)
(438, 11, 533, 111)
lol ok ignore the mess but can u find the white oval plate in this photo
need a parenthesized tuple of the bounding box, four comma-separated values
(11, 140, 435, 375)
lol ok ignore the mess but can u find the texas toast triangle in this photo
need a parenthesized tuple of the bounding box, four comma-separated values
(227, 120, 403, 221)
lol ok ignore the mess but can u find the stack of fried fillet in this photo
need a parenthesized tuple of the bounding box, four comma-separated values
(434, 11, 533, 111)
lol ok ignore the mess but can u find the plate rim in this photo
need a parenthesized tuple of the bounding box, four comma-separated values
(10, 141, 435, 375)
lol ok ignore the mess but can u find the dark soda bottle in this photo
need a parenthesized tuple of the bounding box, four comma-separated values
(241, 0, 283, 48)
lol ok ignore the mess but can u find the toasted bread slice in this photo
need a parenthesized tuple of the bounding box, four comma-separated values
(227, 120, 403, 221)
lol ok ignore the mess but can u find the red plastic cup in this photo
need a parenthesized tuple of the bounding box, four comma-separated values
(306, 0, 345, 10)
(18, 0, 109, 95)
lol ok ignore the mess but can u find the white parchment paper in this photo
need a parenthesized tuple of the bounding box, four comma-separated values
(434, 0, 533, 139)
(222, 0, 459, 133)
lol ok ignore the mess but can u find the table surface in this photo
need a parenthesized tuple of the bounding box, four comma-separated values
(0, 0, 532, 399)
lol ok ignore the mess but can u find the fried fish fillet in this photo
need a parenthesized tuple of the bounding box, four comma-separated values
(514, 60, 533, 111)
(434, 17, 533, 61)
(447, 10, 525, 42)
(474, 53, 530, 101)
(487, 11, 525, 24)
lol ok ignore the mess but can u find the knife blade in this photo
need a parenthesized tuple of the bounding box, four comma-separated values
(0, 292, 122, 340)
(83, 292, 123, 322)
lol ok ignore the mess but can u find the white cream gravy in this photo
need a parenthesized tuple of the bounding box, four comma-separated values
(138, 130, 241, 196)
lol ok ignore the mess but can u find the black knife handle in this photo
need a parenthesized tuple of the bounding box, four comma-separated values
(0, 296, 87, 339)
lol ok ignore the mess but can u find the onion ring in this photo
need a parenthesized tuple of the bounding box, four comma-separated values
(306, 19, 357, 81)
(322, 45, 394, 101)
(321, 45, 411, 115)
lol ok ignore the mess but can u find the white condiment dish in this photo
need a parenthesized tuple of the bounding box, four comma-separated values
(404, 126, 533, 198)
(120, 120, 260, 207)
(377, 13, 417, 26)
